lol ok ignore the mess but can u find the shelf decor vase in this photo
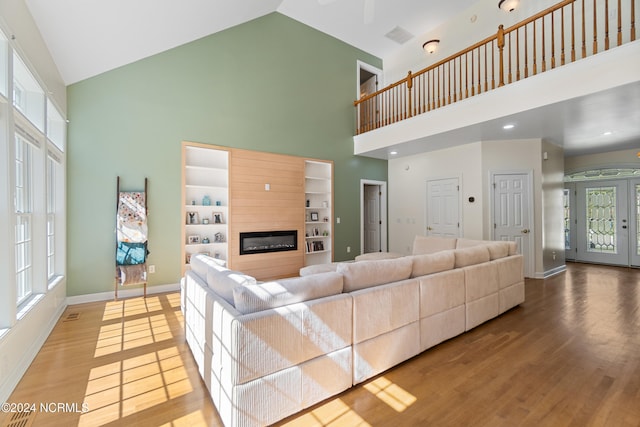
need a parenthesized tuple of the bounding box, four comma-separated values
(202, 195, 211, 206)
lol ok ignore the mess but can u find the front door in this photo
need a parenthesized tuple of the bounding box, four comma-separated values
(493, 173, 533, 277)
(426, 178, 460, 237)
(576, 180, 629, 265)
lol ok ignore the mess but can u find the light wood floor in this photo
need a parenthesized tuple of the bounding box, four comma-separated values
(4, 263, 640, 427)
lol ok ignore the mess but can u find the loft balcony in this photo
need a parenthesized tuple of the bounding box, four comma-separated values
(353, 0, 639, 159)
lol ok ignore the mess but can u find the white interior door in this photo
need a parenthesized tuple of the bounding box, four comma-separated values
(631, 179, 640, 267)
(576, 180, 629, 265)
(426, 178, 460, 237)
(493, 173, 533, 277)
(364, 184, 381, 253)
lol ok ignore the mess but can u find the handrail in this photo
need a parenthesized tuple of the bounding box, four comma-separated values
(354, 0, 637, 135)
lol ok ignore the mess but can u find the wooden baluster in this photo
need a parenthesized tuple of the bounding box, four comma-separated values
(582, 0, 587, 57)
(437, 66, 441, 108)
(524, 24, 529, 78)
(497, 25, 505, 87)
(632, 0, 637, 41)
(571, 2, 576, 62)
(465, 52, 470, 98)
(451, 60, 456, 103)
(542, 16, 547, 72)
(533, 21, 538, 75)
(605, 0, 610, 50)
(593, 0, 598, 54)
(484, 44, 489, 92)
(478, 47, 483, 94)
(560, 7, 565, 66)
(508, 31, 513, 83)
(471, 49, 476, 96)
(551, 12, 556, 69)
(516, 28, 521, 81)
(448, 62, 452, 104)
(407, 71, 413, 118)
(491, 40, 496, 89)
(617, 0, 622, 46)
(458, 56, 462, 101)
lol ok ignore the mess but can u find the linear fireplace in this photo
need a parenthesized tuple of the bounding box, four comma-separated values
(239, 230, 298, 255)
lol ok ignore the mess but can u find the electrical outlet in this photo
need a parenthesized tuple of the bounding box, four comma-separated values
(148, 265, 156, 274)
(347, 246, 351, 253)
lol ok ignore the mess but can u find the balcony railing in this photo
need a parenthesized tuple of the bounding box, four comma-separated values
(354, 0, 637, 135)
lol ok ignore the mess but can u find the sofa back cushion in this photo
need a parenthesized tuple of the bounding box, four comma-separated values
(299, 263, 339, 276)
(410, 250, 455, 278)
(338, 257, 413, 292)
(454, 245, 491, 268)
(190, 253, 226, 280)
(456, 238, 515, 260)
(412, 235, 457, 255)
(206, 266, 256, 306)
(232, 272, 344, 314)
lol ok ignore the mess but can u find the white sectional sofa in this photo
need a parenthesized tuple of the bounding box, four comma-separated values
(182, 236, 524, 427)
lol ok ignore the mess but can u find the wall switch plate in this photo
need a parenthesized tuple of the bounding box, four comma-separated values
(148, 265, 156, 274)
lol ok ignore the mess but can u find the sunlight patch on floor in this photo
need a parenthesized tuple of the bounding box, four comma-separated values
(363, 376, 417, 412)
(80, 346, 192, 426)
(94, 314, 172, 357)
(281, 398, 371, 427)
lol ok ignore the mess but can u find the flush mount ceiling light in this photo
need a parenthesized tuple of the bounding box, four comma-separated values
(498, 0, 519, 12)
(503, 124, 515, 129)
(422, 39, 440, 54)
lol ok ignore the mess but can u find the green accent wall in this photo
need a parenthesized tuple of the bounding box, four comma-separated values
(67, 12, 386, 296)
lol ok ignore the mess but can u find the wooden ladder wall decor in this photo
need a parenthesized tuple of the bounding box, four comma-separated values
(115, 176, 149, 300)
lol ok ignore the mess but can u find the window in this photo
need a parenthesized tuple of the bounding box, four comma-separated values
(13, 53, 45, 131)
(46, 156, 56, 279)
(47, 99, 66, 151)
(15, 134, 33, 304)
(0, 30, 7, 97)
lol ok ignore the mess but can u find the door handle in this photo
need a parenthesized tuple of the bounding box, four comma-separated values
(521, 229, 530, 234)
(427, 226, 433, 231)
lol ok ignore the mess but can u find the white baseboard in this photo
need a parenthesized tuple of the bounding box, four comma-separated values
(66, 283, 180, 305)
(533, 264, 567, 279)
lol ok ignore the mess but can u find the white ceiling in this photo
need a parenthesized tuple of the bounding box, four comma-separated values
(25, 0, 476, 86)
(24, 0, 640, 158)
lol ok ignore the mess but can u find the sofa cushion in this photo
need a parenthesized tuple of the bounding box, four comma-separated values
(454, 245, 491, 268)
(299, 263, 339, 276)
(232, 272, 344, 314)
(412, 235, 457, 255)
(190, 253, 225, 280)
(410, 250, 455, 278)
(207, 267, 256, 306)
(456, 238, 515, 260)
(338, 257, 413, 292)
(354, 252, 404, 261)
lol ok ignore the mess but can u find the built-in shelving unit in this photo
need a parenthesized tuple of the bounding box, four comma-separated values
(304, 160, 333, 266)
(182, 143, 229, 273)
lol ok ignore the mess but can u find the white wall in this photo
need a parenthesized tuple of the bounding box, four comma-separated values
(565, 148, 640, 172)
(389, 138, 566, 278)
(388, 142, 484, 255)
(383, 0, 558, 85)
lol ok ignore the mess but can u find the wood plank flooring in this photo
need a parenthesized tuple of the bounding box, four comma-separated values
(3, 263, 640, 426)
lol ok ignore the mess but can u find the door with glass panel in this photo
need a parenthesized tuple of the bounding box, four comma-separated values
(630, 179, 640, 267)
(564, 184, 576, 261)
(576, 180, 629, 265)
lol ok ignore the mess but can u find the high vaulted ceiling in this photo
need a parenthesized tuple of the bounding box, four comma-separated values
(24, 0, 477, 85)
(23, 0, 640, 159)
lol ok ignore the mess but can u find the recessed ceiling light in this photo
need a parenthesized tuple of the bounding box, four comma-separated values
(503, 124, 515, 130)
(603, 131, 613, 136)
(390, 151, 398, 155)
